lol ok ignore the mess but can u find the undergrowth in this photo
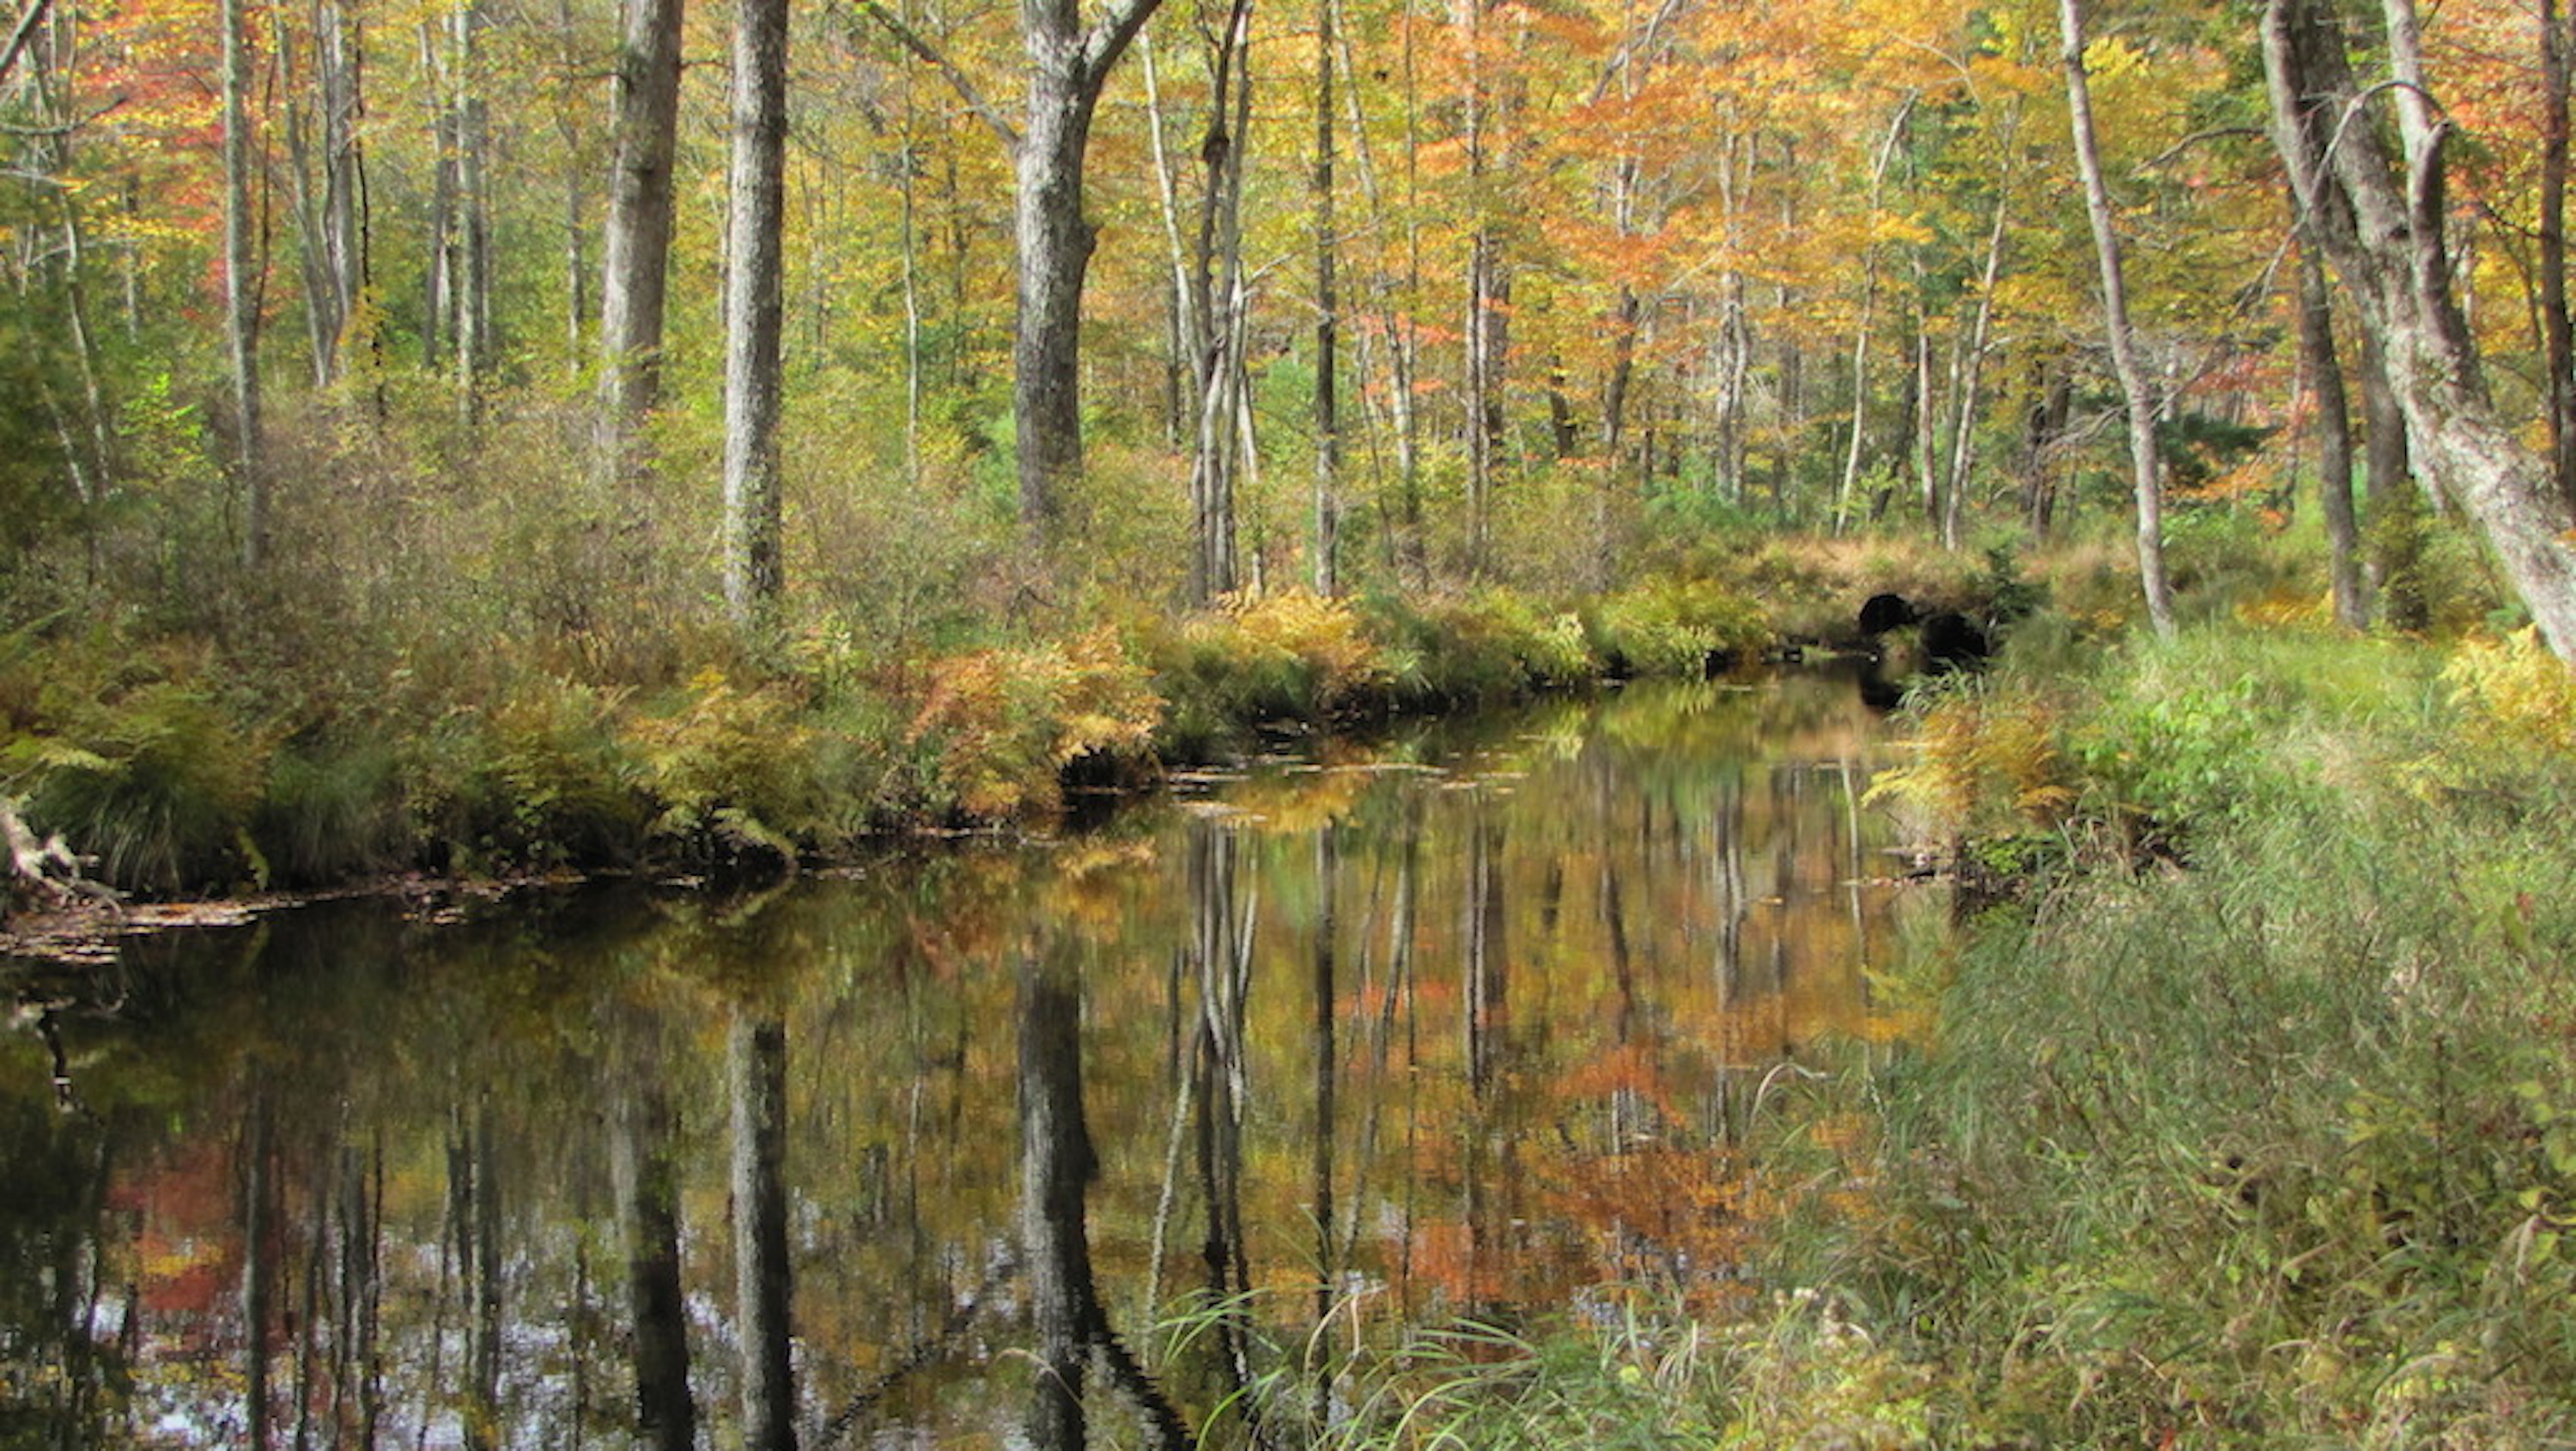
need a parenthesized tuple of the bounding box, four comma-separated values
(0, 568, 1782, 898)
(1258, 619, 2576, 1450)
(1760, 618, 2576, 1447)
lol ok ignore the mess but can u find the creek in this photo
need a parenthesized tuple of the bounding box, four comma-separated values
(0, 668, 1937, 1448)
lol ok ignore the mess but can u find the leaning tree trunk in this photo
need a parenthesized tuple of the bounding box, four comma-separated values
(2059, 0, 2175, 637)
(2264, 0, 2576, 659)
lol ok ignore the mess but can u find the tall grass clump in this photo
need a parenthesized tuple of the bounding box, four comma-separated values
(1152, 590, 1391, 746)
(1159, 1292, 1936, 1451)
(1362, 587, 1595, 707)
(2, 640, 274, 895)
(1588, 576, 1770, 676)
(1767, 620, 2576, 1448)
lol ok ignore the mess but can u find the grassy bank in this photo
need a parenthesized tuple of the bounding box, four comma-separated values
(1291, 619, 2576, 1449)
(1, 569, 1800, 902)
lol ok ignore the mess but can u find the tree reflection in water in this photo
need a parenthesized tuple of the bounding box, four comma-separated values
(0, 671, 1929, 1448)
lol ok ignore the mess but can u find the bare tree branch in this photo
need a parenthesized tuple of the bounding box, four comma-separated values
(1082, 0, 1166, 87)
(848, 0, 1019, 149)
(0, 0, 55, 89)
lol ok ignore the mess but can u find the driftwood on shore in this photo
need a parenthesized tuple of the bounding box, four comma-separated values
(3, 798, 112, 918)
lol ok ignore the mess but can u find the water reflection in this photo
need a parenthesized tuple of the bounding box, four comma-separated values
(2, 671, 1931, 1448)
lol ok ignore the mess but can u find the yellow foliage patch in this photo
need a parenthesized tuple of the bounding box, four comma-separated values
(910, 628, 1163, 823)
(1187, 588, 1389, 715)
(2443, 626, 2576, 756)
(1863, 688, 2074, 837)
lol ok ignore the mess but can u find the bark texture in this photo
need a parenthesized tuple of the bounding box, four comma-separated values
(597, 0, 686, 469)
(722, 0, 788, 624)
(2264, 0, 2576, 659)
(2059, 0, 2175, 636)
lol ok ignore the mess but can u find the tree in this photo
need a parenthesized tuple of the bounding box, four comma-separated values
(222, 0, 264, 570)
(596, 0, 686, 479)
(611, 1044, 696, 1451)
(1182, 0, 1255, 604)
(2264, 0, 2576, 659)
(2058, 0, 2176, 637)
(2291, 221, 2368, 628)
(1310, 0, 1340, 594)
(721, 0, 788, 625)
(867, 0, 1171, 551)
(281, 0, 366, 391)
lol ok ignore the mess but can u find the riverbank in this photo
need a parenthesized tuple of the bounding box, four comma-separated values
(2, 537, 2037, 916)
(1303, 619, 2576, 1448)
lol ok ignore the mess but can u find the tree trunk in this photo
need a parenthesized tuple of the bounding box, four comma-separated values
(1312, 0, 1341, 596)
(1015, 86, 1097, 545)
(466, 1095, 501, 1450)
(722, 0, 788, 626)
(1941, 198, 2007, 550)
(286, 0, 362, 389)
(222, 0, 264, 572)
(2265, 0, 2576, 658)
(2293, 219, 2367, 628)
(1834, 99, 1914, 533)
(452, 2, 492, 416)
(1309, 823, 1339, 1341)
(240, 1086, 276, 1448)
(556, 0, 590, 366)
(597, 0, 686, 476)
(2544, 0, 2576, 510)
(1019, 953, 1096, 1451)
(422, 18, 453, 370)
(2060, 0, 2176, 636)
(1185, 0, 1255, 605)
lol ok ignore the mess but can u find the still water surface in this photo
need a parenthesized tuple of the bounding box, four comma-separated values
(3, 671, 1935, 1448)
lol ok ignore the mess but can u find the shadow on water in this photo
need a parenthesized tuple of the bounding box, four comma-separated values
(0, 668, 1934, 1448)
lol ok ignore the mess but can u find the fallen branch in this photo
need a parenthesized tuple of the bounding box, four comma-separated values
(3, 796, 113, 918)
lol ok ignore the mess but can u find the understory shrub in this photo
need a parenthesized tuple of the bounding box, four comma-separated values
(1777, 620, 2576, 1447)
(401, 672, 648, 873)
(1155, 590, 1390, 740)
(626, 670, 821, 865)
(4, 648, 272, 895)
(1363, 587, 1594, 707)
(1589, 576, 1770, 677)
(907, 627, 1162, 823)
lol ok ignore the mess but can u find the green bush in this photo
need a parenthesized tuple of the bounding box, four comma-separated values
(11, 675, 270, 895)
(256, 736, 410, 886)
(1589, 576, 1769, 677)
(627, 670, 820, 866)
(403, 672, 649, 873)
(1360, 586, 1595, 708)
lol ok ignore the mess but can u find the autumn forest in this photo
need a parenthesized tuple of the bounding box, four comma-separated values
(11, 0, 2576, 1442)
(0, 0, 2570, 629)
